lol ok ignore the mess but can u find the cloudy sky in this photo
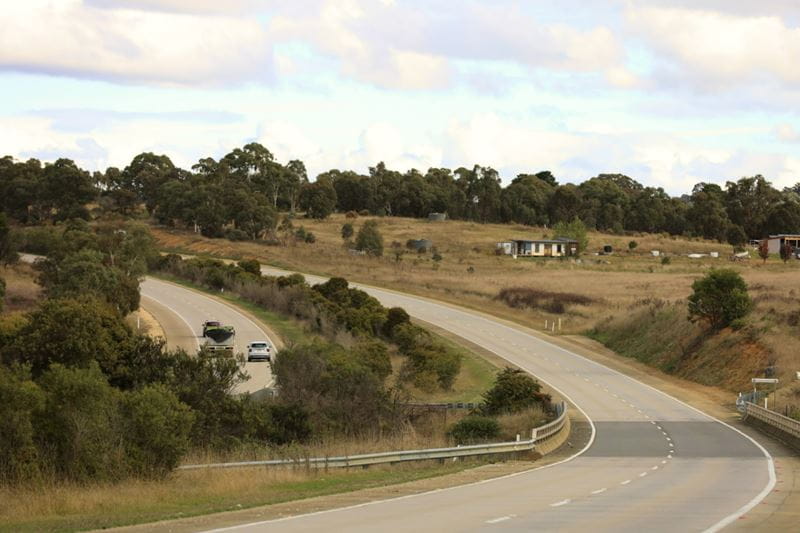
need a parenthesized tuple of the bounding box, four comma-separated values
(1, 0, 799, 194)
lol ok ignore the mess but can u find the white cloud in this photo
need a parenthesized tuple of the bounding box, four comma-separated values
(627, 5, 800, 88)
(0, 0, 272, 85)
(775, 123, 800, 142)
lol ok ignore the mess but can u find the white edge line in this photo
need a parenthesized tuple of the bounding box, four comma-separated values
(143, 279, 276, 388)
(140, 292, 201, 351)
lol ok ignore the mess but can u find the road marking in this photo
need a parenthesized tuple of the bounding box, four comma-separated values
(591, 488, 607, 495)
(486, 515, 514, 524)
(666, 437, 671, 441)
(650, 421, 656, 424)
(651, 466, 659, 470)
(639, 472, 648, 477)
(669, 442, 674, 447)
(621, 480, 631, 485)
(550, 499, 571, 507)
(656, 425, 662, 430)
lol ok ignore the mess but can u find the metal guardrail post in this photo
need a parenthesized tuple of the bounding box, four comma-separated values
(179, 401, 568, 471)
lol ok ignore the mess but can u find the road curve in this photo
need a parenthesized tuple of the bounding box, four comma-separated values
(203, 266, 774, 532)
(140, 278, 275, 395)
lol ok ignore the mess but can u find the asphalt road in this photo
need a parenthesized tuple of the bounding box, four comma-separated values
(194, 266, 774, 533)
(140, 278, 274, 395)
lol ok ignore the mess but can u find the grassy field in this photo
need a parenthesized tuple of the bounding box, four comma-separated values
(150, 215, 800, 404)
(0, 262, 41, 313)
(0, 462, 476, 532)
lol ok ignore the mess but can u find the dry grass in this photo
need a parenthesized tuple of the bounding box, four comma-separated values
(0, 462, 472, 532)
(0, 262, 41, 313)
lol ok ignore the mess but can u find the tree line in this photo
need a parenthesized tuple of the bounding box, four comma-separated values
(3, 147, 800, 244)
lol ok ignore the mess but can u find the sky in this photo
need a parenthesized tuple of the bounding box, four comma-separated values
(1, 0, 799, 195)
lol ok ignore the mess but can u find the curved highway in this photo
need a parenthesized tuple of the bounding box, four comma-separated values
(140, 278, 275, 395)
(193, 266, 773, 532)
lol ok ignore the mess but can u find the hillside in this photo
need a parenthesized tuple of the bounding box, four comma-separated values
(152, 214, 800, 411)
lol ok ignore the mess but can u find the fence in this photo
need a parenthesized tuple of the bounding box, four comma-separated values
(742, 402, 800, 440)
(180, 401, 568, 471)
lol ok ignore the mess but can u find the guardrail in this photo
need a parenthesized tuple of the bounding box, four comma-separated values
(180, 401, 568, 471)
(742, 401, 800, 440)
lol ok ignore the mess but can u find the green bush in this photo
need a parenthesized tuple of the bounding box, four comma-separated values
(353, 340, 392, 380)
(448, 416, 500, 444)
(119, 385, 194, 478)
(355, 220, 384, 256)
(35, 364, 126, 482)
(661, 256, 671, 265)
(687, 268, 752, 330)
(481, 367, 551, 415)
(237, 259, 262, 276)
(0, 365, 44, 483)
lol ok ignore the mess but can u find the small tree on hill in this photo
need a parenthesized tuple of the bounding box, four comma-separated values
(628, 240, 638, 251)
(553, 217, 588, 253)
(758, 239, 769, 263)
(355, 220, 383, 256)
(687, 268, 752, 330)
(780, 241, 794, 263)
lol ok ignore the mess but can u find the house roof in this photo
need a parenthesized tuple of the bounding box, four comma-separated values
(768, 234, 800, 238)
(511, 237, 578, 244)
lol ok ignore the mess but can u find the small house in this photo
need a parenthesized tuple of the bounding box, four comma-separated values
(766, 234, 800, 254)
(498, 238, 578, 258)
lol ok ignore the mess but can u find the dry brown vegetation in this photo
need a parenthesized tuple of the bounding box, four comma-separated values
(0, 262, 41, 313)
(151, 214, 800, 406)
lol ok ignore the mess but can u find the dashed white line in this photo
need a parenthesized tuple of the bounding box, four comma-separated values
(651, 466, 659, 471)
(662, 460, 667, 464)
(591, 488, 607, 495)
(639, 472, 648, 478)
(621, 479, 631, 485)
(550, 499, 571, 507)
(486, 515, 514, 524)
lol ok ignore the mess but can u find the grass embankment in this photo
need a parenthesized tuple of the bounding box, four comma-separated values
(0, 462, 475, 532)
(150, 215, 800, 403)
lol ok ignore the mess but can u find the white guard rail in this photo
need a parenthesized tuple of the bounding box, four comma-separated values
(180, 401, 567, 471)
(742, 401, 800, 440)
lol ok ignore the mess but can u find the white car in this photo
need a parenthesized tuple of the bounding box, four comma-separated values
(247, 341, 272, 362)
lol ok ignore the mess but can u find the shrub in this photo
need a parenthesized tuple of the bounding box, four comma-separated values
(358, 209, 370, 216)
(237, 259, 262, 276)
(383, 307, 411, 337)
(448, 416, 500, 444)
(432, 252, 443, 262)
(355, 220, 384, 256)
(406, 345, 461, 390)
(345, 211, 358, 219)
(225, 228, 249, 241)
(661, 256, 671, 265)
(481, 367, 551, 415)
(119, 384, 194, 478)
(304, 232, 316, 244)
(628, 240, 638, 250)
(34, 364, 126, 482)
(353, 340, 392, 380)
(0, 365, 45, 483)
(495, 287, 593, 313)
(341, 223, 354, 240)
(687, 268, 752, 330)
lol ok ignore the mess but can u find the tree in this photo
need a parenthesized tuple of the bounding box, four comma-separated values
(355, 220, 384, 256)
(687, 269, 752, 330)
(780, 241, 794, 263)
(726, 225, 748, 251)
(0, 213, 18, 264)
(299, 179, 337, 220)
(758, 239, 770, 263)
(481, 367, 551, 415)
(448, 416, 499, 444)
(5, 297, 133, 378)
(553, 217, 589, 253)
(628, 240, 638, 251)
